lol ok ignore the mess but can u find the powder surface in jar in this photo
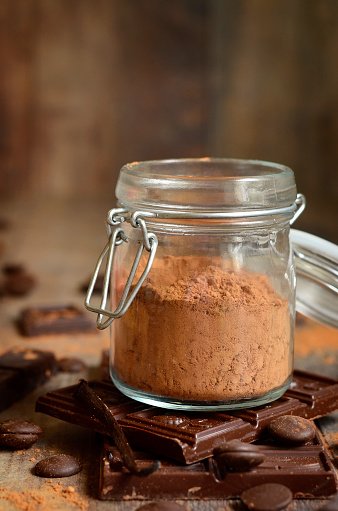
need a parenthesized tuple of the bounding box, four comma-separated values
(113, 257, 291, 402)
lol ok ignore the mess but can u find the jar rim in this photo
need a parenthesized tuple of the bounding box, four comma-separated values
(116, 157, 297, 213)
(122, 157, 293, 180)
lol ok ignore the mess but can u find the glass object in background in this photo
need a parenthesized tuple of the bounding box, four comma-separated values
(85, 158, 336, 410)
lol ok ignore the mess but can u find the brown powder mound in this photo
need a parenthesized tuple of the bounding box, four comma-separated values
(155, 265, 283, 310)
(113, 258, 291, 402)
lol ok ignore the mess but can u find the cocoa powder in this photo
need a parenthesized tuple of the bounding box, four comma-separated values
(113, 257, 291, 402)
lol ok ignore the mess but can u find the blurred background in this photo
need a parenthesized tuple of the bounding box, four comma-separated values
(0, 0, 337, 241)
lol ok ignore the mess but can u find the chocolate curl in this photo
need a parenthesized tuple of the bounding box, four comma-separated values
(74, 380, 159, 475)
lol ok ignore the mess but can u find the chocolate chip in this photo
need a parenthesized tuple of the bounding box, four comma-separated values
(0, 419, 43, 450)
(58, 357, 87, 373)
(213, 440, 265, 476)
(34, 454, 81, 478)
(268, 415, 316, 445)
(135, 503, 186, 511)
(241, 483, 292, 511)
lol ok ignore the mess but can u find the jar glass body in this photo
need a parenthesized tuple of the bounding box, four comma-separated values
(106, 159, 298, 410)
(111, 224, 295, 410)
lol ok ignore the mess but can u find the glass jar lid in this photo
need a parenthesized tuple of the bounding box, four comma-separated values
(291, 229, 338, 329)
(116, 158, 297, 214)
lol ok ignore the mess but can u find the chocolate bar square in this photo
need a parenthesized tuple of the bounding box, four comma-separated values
(18, 305, 95, 336)
(0, 348, 57, 411)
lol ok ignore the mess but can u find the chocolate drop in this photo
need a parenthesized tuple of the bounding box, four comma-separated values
(34, 454, 81, 478)
(268, 415, 316, 445)
(241, 483, 293, 510)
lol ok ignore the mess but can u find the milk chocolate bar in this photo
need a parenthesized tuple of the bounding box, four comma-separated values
(0, 348, 57, 411)
(99, 431, 337, 500)
(18, 305, 95, 336)
(36, 370, 338, 464)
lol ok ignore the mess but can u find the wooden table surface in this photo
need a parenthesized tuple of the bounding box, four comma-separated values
(0, 196, 337, 511)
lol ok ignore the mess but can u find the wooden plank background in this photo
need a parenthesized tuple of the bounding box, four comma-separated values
(0, 0, 337, 241)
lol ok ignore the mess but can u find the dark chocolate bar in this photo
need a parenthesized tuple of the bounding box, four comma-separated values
(36, 370, 338, 464)
(0, 348, 58, 411)
(36, 380, 144, 434)
(18, 305, 95, 336)
(99, 430, 338, 500)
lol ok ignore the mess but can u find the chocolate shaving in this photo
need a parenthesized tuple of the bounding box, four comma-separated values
(74, 379, 159, 475)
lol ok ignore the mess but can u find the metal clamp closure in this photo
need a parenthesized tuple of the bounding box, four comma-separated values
(85, 209, 158, 329)
(290, 194, 306, 225)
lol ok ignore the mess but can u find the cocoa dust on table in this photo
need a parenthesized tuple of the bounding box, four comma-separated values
(0, 483, 88, 511)
(113, 256, 291, 401)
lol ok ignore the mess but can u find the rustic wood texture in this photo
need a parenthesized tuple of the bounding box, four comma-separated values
(208, 0, 338, 242)
(0, 0, 209, 200)
(0, 0, 337, 241)
(0, 196, 337, 510)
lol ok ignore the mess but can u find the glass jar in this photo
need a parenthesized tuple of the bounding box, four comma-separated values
(86, 158, 308, 410)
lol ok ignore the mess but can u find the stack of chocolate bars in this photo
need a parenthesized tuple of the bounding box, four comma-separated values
(36, 365, 338, 503)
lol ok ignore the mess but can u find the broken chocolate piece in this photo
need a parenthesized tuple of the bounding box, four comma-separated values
(99, 430, 337, 500)
(74, 380, 159, 475)
(18, 305, 95, 336)
(36, 370, 338, 464)
(0, 348, 57, 411)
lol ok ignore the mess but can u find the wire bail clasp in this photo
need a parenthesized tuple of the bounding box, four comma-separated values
(290, 194, 306, 225)
(85, 208, 158, 330)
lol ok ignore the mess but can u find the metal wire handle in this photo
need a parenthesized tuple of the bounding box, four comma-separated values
(85, 209, 158, 329)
